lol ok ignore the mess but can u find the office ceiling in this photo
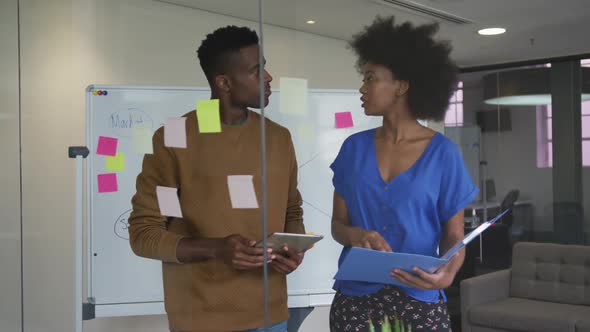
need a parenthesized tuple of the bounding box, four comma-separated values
(157, 0, 590, 68)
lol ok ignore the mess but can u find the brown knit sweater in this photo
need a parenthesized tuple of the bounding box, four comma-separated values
(128, 110, 305, 332)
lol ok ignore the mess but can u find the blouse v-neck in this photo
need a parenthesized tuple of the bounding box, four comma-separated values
(371, 129, 441, 185)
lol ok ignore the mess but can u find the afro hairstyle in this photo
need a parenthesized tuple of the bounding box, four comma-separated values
(349, 16, 458, 121)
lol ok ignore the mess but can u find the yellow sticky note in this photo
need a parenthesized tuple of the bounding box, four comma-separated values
(297, 123, 315, 142)
(132, 125, 153, 154)
(306, 232, 316, 249)
(105, 152, 125, 171)
(280, 77, 308, 115)
(196, 99, 221, 133)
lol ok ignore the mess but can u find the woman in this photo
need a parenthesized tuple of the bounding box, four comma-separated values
(329, 16, 478, 332)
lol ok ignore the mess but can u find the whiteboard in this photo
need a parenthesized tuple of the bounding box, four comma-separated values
(85, 85, 383, 316)
(445, 126, 481, 193)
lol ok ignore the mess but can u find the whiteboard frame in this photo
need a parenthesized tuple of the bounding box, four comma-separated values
(85, 85, 212, 305)
(82, 85, 441, 317)
(85, 84, 350, 317)
(93, 293, 335, 318)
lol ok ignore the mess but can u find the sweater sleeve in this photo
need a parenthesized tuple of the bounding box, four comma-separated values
(284, 132, 305, 234)
(128, 128, 185, 263)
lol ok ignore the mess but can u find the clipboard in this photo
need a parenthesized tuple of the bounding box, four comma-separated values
(255, 232, 324, 253)
(334, 209, 510, 286)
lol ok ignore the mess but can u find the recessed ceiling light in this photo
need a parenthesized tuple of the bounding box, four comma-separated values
(306, 20, 316, 24)
(478, 27, 506, 36)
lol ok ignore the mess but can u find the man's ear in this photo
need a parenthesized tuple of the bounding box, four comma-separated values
(214, 75, 231, 93)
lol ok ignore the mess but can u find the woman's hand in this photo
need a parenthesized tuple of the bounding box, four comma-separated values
(350, 228, 392, 252)
(331, 191, 392, 252)
(390, 258, 456, 290)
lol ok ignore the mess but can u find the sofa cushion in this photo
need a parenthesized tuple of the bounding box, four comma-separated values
(471, 327, 516, 332)
(510, 242, 590, 305)
(576, 319, 590, 332)
(468, 297, 590, 332)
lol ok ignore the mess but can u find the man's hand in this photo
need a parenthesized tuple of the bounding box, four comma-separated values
(215, 234, 272, 270)
(350, 228, 392, 252)
(269, 245, 304, 274)
(390, 258, 456, 290)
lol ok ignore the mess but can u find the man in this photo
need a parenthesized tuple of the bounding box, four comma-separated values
(128, 25, 305, 332)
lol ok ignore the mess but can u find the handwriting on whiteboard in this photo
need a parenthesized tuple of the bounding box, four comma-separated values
(109, 108, 154, 138)
(114, 209, 132, 240)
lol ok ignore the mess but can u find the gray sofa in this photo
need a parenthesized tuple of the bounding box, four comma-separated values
(461, 242, 590, 332)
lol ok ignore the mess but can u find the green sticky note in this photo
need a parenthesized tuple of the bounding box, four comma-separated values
(196, 99, 221, 133)
(105, 152, 125, 171)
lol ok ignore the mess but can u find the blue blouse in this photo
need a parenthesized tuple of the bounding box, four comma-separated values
(330, 129, 478, 302)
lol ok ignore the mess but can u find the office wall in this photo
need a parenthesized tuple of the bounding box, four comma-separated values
(18, 0, 358, 331)
(0, 0, 23, 331)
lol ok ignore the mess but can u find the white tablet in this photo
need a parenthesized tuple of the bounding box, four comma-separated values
(255, 232, 324, 253)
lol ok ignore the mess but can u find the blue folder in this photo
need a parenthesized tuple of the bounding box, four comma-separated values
(334, 248, 447, 287)
(334, 209, 510, 286)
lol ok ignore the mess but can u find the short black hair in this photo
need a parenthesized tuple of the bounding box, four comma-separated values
(197, 26, 259, 85)
(349, 16, 458, 121)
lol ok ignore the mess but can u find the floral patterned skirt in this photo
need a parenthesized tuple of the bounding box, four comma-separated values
(329, 285, 451, 332)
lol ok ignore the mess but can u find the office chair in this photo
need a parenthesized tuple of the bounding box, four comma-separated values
(499, 189, 519, 227)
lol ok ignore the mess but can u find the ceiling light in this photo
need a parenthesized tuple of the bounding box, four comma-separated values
(483, 67, 590, 106)
(306, 20, 315, 24)
(478, 27, 506, 36)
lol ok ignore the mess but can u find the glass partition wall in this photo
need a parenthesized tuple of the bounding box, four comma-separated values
(450, 58, 590, 276)
(0, 0, 23, 331)
(10, 0, 590, 331)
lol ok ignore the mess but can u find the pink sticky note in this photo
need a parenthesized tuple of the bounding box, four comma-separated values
(156, 186, 183, 218)
(97, 136, 118, 156)
(97, 173, 118, 193)
(335, 112, 354, 128)
(227, 175, 259, 209)
(164, 117, 187, 148)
